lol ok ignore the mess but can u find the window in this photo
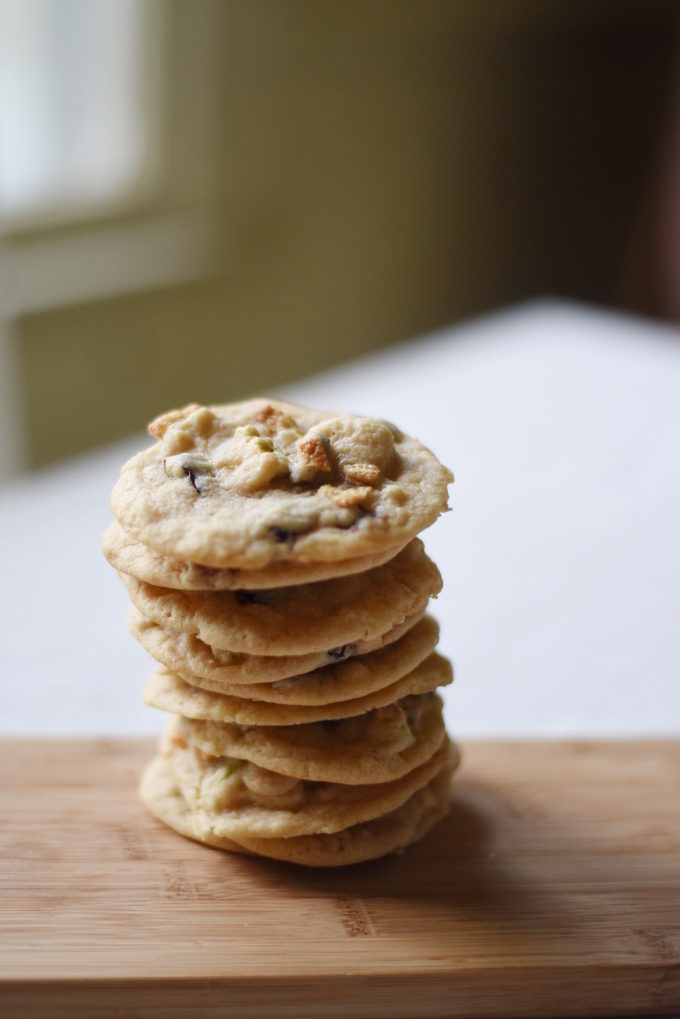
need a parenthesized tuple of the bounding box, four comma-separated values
(0, 0, 158, 226)
(0, 0, 223, 478)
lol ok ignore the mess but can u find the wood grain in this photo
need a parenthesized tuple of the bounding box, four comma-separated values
(1, 739, 678, 1018)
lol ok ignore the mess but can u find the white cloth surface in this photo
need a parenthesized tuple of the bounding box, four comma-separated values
(1, 301, 679, 737)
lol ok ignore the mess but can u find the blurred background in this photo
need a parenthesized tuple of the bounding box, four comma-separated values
(2, 0, 680, 478)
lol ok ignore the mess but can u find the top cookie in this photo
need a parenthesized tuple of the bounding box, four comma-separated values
(110, 399, 453, 569)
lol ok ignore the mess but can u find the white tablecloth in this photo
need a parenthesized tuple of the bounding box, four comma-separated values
(2, 301, 679, 737)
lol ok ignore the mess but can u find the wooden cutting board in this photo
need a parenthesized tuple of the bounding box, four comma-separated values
(1, 739, 678, 1018)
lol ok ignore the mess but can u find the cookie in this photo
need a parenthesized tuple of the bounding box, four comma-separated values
(104, 519, 407, 591)
(138, 614, 439, 704)
(109, 396, 457, 867)
(119, 539, 441, 656)
(179, 693, 446, 784)
(164, 737, 458, 839)
(144, 651, 452, 726)
(139, 750, 455, 867)
(111, 399, 453, 569)
(128, 606, 426, 687)
(139, 753, 250, 858)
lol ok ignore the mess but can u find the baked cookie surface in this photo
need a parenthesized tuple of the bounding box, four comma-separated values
(140, 750, 455, 867)
(144, 650, 452, 726)
(103, 520, 406, 591)
(181, 692, 446, 784)
(111, 399, 453, 569)
(136, 613, 439, 703)
(120, 539, 441, 656)
(163, 737, 457, 839)
(128, 606, 425, 687)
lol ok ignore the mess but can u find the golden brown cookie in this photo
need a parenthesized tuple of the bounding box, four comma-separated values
(104, 519, 407, 591)
(164, 737, 456, 839)
(179, 693, 446, 784)
(140, 749, 455, 867)
(128, 606, 427, 687)
(111, 399, 453, 569)
(119, 540, 441, 656)
(144, 651, 452, 726)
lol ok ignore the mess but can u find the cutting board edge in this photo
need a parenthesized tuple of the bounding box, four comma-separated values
(1, 962, 679, 1019)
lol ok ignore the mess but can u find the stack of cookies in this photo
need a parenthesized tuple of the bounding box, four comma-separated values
(104, 398, 456, 866)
